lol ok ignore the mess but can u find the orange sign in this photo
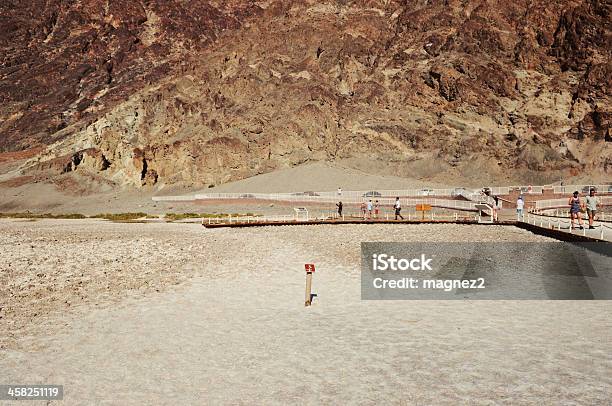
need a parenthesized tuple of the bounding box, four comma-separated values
(305, 264, 316, 273)
(416, 204, 432, 211)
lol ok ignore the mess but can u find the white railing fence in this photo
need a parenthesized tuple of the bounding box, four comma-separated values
(535, 196, 612, 210)
(521, 212, 611, 240)
(153, 195, 197, 201)
(153, 184, 610, 205)
(202, 209, 480, 225)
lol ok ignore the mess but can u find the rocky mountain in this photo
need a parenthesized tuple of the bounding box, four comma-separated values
(0, 0, 610, 191)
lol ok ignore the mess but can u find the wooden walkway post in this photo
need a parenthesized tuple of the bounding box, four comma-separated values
(304, 264, 315, 306)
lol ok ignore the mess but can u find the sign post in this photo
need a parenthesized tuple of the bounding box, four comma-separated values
(305, 264, 315, 306)
(415, 204, 432, 221)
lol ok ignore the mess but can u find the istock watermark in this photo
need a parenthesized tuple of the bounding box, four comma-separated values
(371, 253, 433, 271)
(361, 242, 612, 300)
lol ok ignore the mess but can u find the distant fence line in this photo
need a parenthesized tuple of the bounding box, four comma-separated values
(153, 194, 480, 212)
(152, 195, 198, 202)
(152, 184, 610, 205)
(487, 184, 610, 196)
(535, 196, 612, 210)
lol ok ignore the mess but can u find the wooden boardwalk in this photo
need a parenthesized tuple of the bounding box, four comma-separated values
(203, 218, 488, 228)
(202, 218, 610, 243)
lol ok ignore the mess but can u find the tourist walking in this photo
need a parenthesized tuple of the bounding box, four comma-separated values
(516, 195, 524, 220)
(585, 188, 599, 229)
(336, 201, 343, 218)
(394, 197, 404, 220)
(568, 191, 584, 230)
(374, 200, 380, 219)
(492, 195, 500, 222)
(361, 201, 367, 219)
(367, 200, 373, 219)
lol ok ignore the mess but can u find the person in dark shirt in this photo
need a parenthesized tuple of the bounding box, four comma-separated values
(336, 201, 343, 218)
(568, 191, 584, 230)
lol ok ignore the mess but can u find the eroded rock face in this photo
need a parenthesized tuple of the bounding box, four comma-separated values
(1, 0, 610, 189)
(0, 0, 261, 151)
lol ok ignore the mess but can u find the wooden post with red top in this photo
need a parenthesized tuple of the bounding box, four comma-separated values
(305, 264, 315, 306)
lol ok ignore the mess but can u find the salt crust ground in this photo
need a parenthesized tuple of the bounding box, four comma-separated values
(1, 219, 611, 405)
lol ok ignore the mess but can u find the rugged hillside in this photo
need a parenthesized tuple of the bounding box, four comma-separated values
(0, 0, 610, 191)
(0, 0, 259, 149)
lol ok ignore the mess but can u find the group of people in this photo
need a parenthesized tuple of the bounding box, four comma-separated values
(568, 188, 600, 230)
(336, 197, 405, 220)
(334, 187, 603, 227)
(361, 200, 380, 219)
(516, 188, 601, 229)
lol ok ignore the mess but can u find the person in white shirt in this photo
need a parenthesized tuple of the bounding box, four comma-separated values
(367, 200, 373, 219)
(492, 195, 500, 222)
(337, 187, 342, 196)
(516, 196, 525, 220)
(394, 197, 404, 220)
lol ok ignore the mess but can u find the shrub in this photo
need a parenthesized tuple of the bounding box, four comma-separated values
(0, 212, 86, 219)
(90, 213, 148, 221)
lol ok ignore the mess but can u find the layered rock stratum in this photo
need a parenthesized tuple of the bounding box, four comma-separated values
(0, 0, 610, 191)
